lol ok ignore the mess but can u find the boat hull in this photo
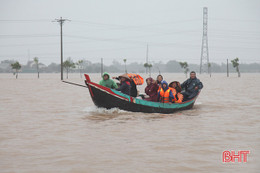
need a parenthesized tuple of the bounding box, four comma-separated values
(85, 74, 199, 114)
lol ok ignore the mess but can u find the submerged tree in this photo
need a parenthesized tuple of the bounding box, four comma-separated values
(144, 63, 153, 77)
(208, 62, 211, 77)
(34, 57, 40, 78)
(231, 57, 240, 77)
(179, 62, 189, 78)
(144, 63, 148, 71)
(11, 61, 21, 79)
(63, 58, 75, 79)
(148, 64, 152, 77)
(76, 60, 83, 78)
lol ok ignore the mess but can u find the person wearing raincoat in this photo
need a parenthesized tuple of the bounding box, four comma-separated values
(99, 72, 118, 89)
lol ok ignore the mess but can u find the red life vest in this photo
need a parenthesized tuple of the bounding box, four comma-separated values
(159, 88, 171, 103)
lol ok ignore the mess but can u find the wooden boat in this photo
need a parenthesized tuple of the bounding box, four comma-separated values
(84, 74, 200, 114)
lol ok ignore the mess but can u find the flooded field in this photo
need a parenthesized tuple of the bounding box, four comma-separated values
(0, 73, 259, 172)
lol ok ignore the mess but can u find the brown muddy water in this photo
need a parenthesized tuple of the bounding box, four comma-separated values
(0, 73, 259, 173)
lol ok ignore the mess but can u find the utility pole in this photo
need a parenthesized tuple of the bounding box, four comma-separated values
(146, 44, 148, 74)
(200, 7, 209, 74)
(27, 49, 30, 62)
(53, 17, 70, 80)
(227, 59, 229, 77)
(101, 58, 103, 77)
(123, 59, 127, 73)
(157, 67, 161, 75)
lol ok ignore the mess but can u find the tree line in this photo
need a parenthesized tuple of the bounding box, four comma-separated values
(0, 57, 259, 79)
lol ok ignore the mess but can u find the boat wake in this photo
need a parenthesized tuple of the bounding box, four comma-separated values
(82, 106, 130, 115)
(195, 102, 202, 105)
(82, 106, 135, 122)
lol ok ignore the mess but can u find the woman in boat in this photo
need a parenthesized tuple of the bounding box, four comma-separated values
(116, 74, 131, 95)
(156, 75, 163, 85)
(157, 80, 175, 103)
(169, 81, 183, 103)
(144, 77, 159, 102)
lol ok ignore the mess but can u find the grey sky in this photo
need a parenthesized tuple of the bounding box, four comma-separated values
(0, 0, 259, 65)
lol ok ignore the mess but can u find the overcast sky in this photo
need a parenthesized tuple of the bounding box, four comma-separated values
(0, 0, 259, 65)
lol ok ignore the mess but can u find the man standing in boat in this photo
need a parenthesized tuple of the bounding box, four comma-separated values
(99, 72, 118, 89)
(181, 71, 203, 101)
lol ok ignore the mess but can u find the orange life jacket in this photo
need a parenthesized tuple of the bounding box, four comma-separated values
(127, 73, 144, 85)
(169, 87, 177, 100)
(175, 93, 184, 103)
(169, 87, 183, 103)
(159, 88, 171, 103)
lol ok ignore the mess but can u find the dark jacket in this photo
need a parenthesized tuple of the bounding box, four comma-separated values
(145, 78, 159, 102)
(181, 77, 203, 99)
(130, 80, 137, 97)
(116, 80, 130, 95)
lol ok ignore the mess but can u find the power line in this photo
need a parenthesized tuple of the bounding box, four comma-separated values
(210, 18, 260, 23)
(0, 19, 51, 23)
(0, 34, 59, 38)
(71, 18, 201, 28)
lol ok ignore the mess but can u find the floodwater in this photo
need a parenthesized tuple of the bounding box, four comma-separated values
(0, 73, 259, 173)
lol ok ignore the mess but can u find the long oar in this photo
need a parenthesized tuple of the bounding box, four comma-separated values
(62, 80, 88, 88)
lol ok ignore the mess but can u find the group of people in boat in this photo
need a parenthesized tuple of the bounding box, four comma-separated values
(99, 71, 203, 103)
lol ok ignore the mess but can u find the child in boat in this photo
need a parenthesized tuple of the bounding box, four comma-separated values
(144, 77, 159, 102)
(99, 72, 118, 89)
(157, 80, 175, 103)
(169, 81, 184, 103)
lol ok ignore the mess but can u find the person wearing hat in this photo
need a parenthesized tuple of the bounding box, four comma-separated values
(169, 81, 183, 103)
(116, 74, 131, 95)
(99, 72, 118, 89)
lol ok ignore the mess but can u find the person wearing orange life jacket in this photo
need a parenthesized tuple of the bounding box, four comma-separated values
(169, 81, 184, 103)
(157, 80, 175, 103)
(168, 84, 177, 99)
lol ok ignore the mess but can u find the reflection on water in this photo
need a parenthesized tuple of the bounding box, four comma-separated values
(0, 73, 259, 172)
